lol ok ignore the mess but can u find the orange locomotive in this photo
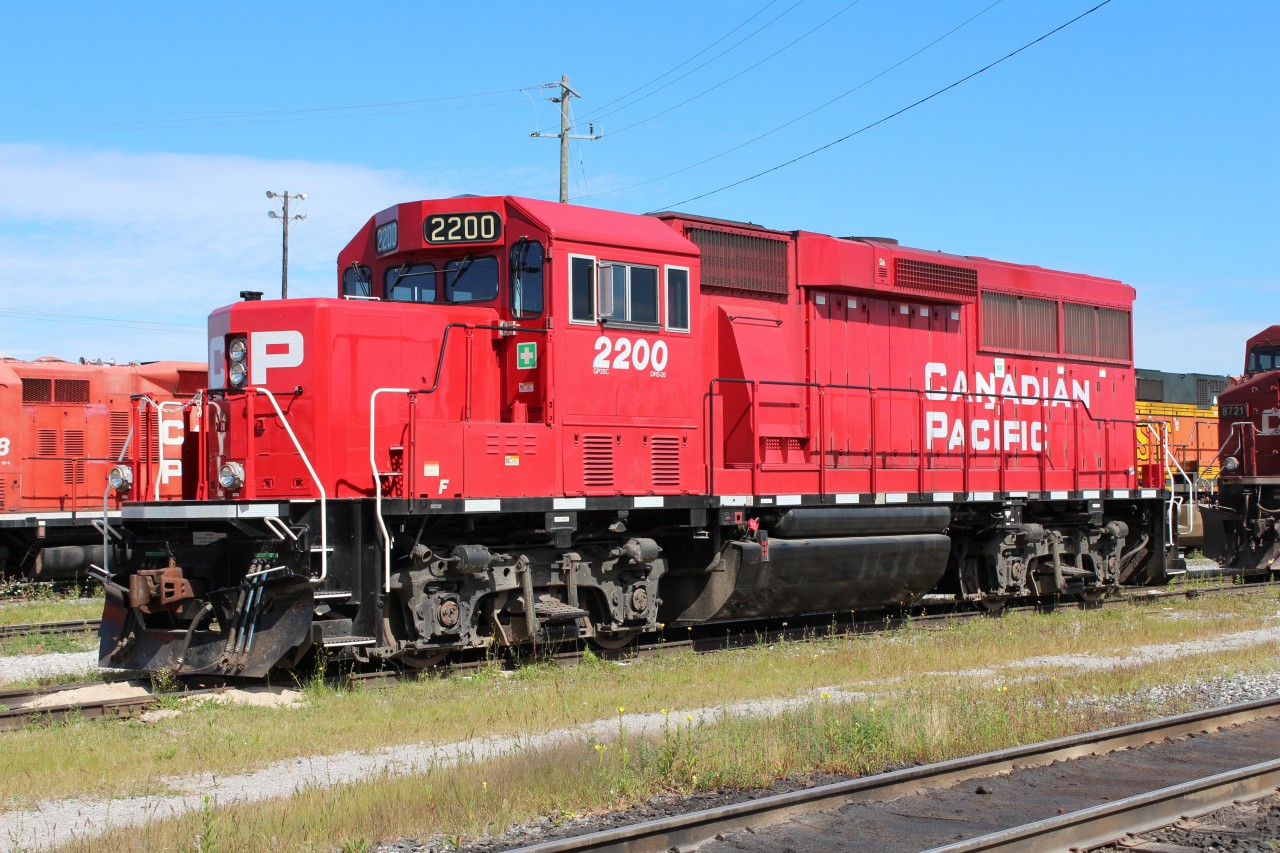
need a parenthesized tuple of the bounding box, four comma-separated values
(0, 356, 205, 580)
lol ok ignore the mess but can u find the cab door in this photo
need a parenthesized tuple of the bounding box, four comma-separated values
(503, 238, 548, 424)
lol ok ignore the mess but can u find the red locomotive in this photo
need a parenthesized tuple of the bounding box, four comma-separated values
(1200, 326, 1280, 575)
(98, 196, 1177, 676)
(0, 356, 205, 580)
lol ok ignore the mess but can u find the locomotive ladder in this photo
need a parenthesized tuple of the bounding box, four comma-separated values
(1142, 422, 1195, 548)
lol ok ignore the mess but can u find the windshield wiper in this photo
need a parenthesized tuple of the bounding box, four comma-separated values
(448, 255, 475, 297)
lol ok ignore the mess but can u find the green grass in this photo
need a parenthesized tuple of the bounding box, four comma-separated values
(0, 597, 103, 627)
(0, 631, 97, 657)
(4, 590, 1275, 806)
(63, 646, 1280, 853)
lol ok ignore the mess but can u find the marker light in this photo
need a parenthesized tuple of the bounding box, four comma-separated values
(218, 461, 245, 491)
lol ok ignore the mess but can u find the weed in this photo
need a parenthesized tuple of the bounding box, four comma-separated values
(191, 795, 222, 853)
(150, 666, 179, 702)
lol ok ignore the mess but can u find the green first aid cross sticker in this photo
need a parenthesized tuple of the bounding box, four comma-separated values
(517, 342, 537, 369)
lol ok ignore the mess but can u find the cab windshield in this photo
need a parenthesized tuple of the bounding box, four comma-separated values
(1247, 346, 1280, 374)
(384, 256, 498, 305)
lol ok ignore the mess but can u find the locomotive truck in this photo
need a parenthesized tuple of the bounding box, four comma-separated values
(0, 356, 204, 580)
(96, 196, 1179, 676)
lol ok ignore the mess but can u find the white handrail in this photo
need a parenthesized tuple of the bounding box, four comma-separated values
(370, 387, 412, 593)
(253, 387, 328, 582)
(1143, 422, 1195, 546)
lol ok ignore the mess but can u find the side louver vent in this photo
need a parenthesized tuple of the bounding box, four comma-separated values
(37, 430, 57, 456)
(582, 434, 615, 488)
(109, 412, 131, 461)
(651, 436, 680, 487)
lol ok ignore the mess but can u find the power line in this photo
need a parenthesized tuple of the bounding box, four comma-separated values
(576, 0, 787, 121)
(659, 0, 1115, 210)
(0, 87, 541, 134)
(606, 0, 867, 137)
(579, 0, 811, 127)
(0, 307, 205, 332)
(574, 0, 1007, 201)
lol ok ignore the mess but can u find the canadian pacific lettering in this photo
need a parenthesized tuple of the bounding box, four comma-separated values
(923, 361, 1092, 452)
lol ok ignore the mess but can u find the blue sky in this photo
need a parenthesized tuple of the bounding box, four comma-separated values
(1, 0, 1275, 375)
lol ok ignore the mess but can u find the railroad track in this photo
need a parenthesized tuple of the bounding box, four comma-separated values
(0, 680, 221, 731)
(0, 579, 1272, 731)
(499, 697, 1280, 853)
(0, 618, 102, 641)
(925, 761, 1280, 852)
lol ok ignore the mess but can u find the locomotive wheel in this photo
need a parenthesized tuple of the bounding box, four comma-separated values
(1074, 589, 1105, 607)
(978, 596, 1010, 612)
(590, 629, 640, 650)
(398, 649, 450, 670)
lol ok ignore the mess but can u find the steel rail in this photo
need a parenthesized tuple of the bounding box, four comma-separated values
(0, 685, 222, 732)
(923, 758, 1280, 852)
(501, 697, 1280, 853)
(0, 619, 102, 640)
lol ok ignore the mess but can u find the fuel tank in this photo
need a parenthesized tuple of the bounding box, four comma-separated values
(663, 533, 951, 624)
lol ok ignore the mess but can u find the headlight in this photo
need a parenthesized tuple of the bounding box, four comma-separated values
(218, 461, 245, 491)
(1222, 456, 1240, 473)
(228, 338, 248, 363)
(107, 464, 133, 493)
(228, 361, 248, 387)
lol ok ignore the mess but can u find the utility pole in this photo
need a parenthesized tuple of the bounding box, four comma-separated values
(266, 190, 306, 299)
(531, 75, 601, 203)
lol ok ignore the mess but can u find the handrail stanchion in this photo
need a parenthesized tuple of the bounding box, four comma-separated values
(371, 387, 412, 593)
(253, 387, 327, 582)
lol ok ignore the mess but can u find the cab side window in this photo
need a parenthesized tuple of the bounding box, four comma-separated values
(570, 255, 596, 323)
(666, 266, 690, 331)
(509, 240, 544, 319)
(600, 262, 659, 325)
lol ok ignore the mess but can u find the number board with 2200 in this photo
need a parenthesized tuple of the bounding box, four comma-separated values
(424, 212, 503, 244)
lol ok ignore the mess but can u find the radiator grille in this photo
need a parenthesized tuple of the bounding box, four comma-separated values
(54, 379, 90, 403)
(177, 370, 206, 395)
(894, 258, 978, 298)
(582, 434, 615, 488)
(0, 479, 5, 510)
(650, 436, 680, 487)
(981, 292, 1058, 354)
(22, 378, 51, 402)
(1064, 303, 1131, 360)
(1196, 377, 1228, 409)
(688, 227, 789, 296)
(1136, 378, 1164, 403)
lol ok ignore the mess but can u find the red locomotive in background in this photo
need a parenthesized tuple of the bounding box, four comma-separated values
(98, 196, 1178, 676)
(0, 356, 204, 580)
(1200, 326, 1280, 574)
